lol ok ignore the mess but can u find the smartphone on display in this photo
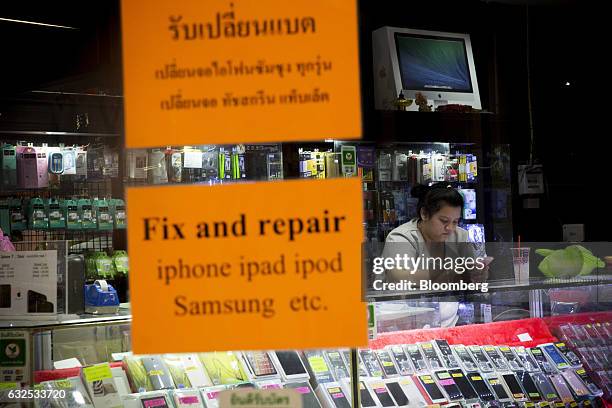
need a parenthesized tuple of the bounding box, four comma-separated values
(375, 349, 399, 378)
(530, 372, 560, 401)
(243, 351, 278, 377)
(501, 372, 528, 401)
(419, 342, 444, 370)
(433, 371, 464, 401)
(434, 339, 460, 368)
(368, 381, 397, 407)
(417, 374, 448, 404)
(513, 347, 540, 372)
(358, 381, 377, 408)
(498, 346, 523, 371)
(540, 344, 571, 370)
(141, 356, 174, 390)
(529, 348, 556, 374)
(359, 349, 384, 378)
(405, 345, 428, 372)
(448, 369, 479, 400)
(469, 346, 495, 372)
(387, 346, 413, 376)
(482, 346, 510, 371)
(561, 369, 590, 398)
(452, 345, 478, 371)
(515, 371, 543, 402)
(325, 385, 351, 408)
(549, 374, 575, 404)
(384, 381, 410, 407)
(341, 350, 368, 378)
(325, 351, 349, 381)
(553, 342, 582, 367)
(484, 375, 512, 402)
(273, 351, 308, 380)
(304, 350, 334, 383)
(574, 367, 603, 396)
(284, 382, 322, 408)
(466, 372, 495, 401)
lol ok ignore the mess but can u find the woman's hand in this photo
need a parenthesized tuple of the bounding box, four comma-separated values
(471, 256, 493, 282)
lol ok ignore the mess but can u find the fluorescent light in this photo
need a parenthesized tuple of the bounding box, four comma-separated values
(0, 17, 77, 30)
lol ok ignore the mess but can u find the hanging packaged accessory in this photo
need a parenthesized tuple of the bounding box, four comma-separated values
(48, 198, 66, 229)
(1, 144, 17, 189)
(48, 151, 64, 174)
(95, 199, 113, 231)
(65, 199, 81, 230)
(16, 146, 39, 188)
(109, 198, 126, 229)
(78, 198, 96, 229)
(75, 147, 88, 177)
(340, 145, 357, 177)
(61, 147, 77, 175)
(9, 198, 26, 231)
(28, 197, 49, 229)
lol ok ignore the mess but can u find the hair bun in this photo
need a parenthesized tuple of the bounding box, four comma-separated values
(410, 184, 429, 199)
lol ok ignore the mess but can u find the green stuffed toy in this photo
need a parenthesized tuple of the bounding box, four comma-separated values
(536, 245, 605, 278)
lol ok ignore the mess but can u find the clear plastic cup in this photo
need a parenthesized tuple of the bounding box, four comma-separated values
(512, 247, 530, 284)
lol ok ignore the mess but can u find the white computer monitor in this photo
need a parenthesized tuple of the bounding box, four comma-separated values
(372, 26, 481, 110)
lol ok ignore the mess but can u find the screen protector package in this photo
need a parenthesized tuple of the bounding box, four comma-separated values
(199, 352, 249, 385)
(405, 345, 428, 373)
(469, 345, 495, 372)
(387, 345, 413, 376)
(141, 356, 175, 390)
(95, 199, 113, 231)
(498, 346, 523, 371)
(529, 347, 556, 374)
(434, 339, 460, 369)
(418, 342, 444, 371)
(48, 198, 66, 229)
(341, 350, 368, 378)
(359, 349, 384, 378)
(304, 350, 335, 384)
(514, 346, 540, 372)
(482, 345, 510, 371)
(375, 349, 399, 378)
(162, 355, 191, 389)
(452, 345, 479, 372)
(325, 351, 349, 380)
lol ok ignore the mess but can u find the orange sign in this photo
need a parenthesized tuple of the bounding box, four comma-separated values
(121, 0, 362, 148)
(127, 178, 367, 353)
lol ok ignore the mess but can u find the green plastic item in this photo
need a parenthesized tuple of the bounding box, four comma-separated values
(537, 245, 605, 278)
(48, 198, 66, 229)
(78, 198, 96, 230)
(109, 199, 126, 229)
(28, 197, 49, 230)
(85, 252, 104, 280)
(65, 199, 81, 230)
(112, 251, 129, 274)
(9, 198, 26, 231)
(95, 199, 113, 231)
(95, 253, 114, 279)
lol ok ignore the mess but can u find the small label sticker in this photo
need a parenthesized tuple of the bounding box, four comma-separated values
(518, 333, 533, 342)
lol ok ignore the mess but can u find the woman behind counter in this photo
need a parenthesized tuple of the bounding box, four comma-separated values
(382, 182, 489, 327)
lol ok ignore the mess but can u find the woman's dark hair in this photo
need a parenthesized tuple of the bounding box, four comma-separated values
(411, 182, 464, 220)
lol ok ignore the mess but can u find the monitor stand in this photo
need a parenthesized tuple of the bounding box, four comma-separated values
(433, 99, 448, 109)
